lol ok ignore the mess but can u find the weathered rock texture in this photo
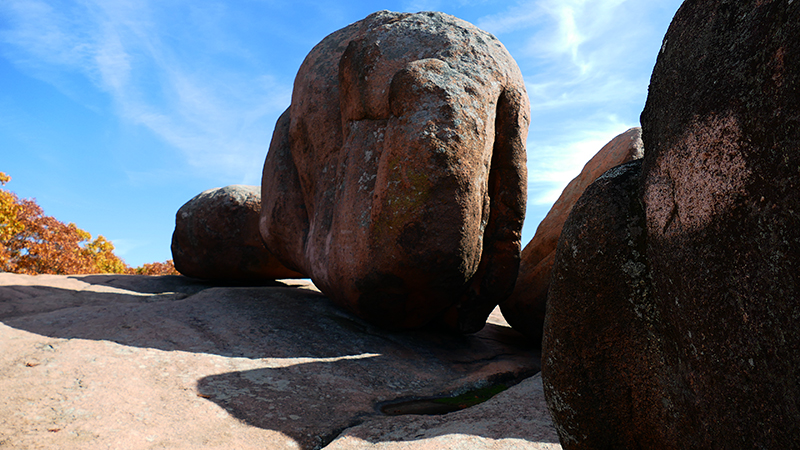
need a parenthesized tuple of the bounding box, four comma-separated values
(541, 161, 655, 449)
(327, 374, 561, 450)
(501, 128, 643, 344)
(171, 185, 304, 281)
(260, 11, 529, 333)
(543, 1, 800, 448)
(0, 273, 557, 450)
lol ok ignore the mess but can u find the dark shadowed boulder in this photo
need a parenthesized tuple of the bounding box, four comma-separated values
(171, 185, 304, 281)
(260, 11, 529, 332)
(543, 1, 800, 448)
(501, 128, 643, 344)
(541, 161, 666, 448)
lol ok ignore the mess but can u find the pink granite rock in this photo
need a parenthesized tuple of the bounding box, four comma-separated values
(501, 128, 643, 344)
(261, 11, 529, 332)
(171, 185, 304, 281)
(0, 273, 545, 450)
(327, 374, 560, 449)
(541, 160, 652, 449)
(543, 1, 800, 447)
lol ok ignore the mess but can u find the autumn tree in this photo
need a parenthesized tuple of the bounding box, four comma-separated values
(133, 260, 179, 276)
(0, 171, 177, 275)
(0, 172, 24, 268)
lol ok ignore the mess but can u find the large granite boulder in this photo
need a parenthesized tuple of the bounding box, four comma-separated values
(171, 185, 304, 281)
(0, 273, 558, 450)
(260, 11, 529, 333)
(543, 1, 800, 448)
(501, 128, 643, 344)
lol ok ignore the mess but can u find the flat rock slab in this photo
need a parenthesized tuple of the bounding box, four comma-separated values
(328, 374, 560, 449)
(0, 273, 558, 450)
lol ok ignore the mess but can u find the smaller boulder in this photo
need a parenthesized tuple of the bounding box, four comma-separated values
(541, 160, 658, 449)
(501, 127, 643, 344)
(171, 185, 304, 281)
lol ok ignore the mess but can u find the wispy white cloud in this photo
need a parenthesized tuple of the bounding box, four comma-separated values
(0, 0, 292, 185)
(526, 74, 641, 112)
(480, 0, 647, 110)
(106, 237, 146, 260)
(477, 0, 671, 220)
(401, 0, 488, 13)
(477, 4, 543, 34)
(527, 115, 636, 205)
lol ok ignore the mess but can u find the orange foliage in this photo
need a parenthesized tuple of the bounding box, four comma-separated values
(134, 260, 179, 276)
(0, 171, 177, 276)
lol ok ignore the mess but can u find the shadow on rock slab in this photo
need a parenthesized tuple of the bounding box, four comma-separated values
(1, 273, 542, 450)
(325, 374, 561, 449)
(198, 364, 559, 450)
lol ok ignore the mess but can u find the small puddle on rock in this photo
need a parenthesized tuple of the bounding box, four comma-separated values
(379, 383, 509, 416)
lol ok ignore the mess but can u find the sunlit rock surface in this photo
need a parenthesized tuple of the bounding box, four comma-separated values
(260, 10, 529, 333)
(0, 273, 557, 450)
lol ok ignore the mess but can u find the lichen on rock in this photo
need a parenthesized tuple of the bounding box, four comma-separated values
(260, 11, 530, 333)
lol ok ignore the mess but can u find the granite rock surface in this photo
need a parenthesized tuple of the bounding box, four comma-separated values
(0, 273, 558, 450)
(501, 128, 643, 344)
(171, 185, 303, 281)
(543, 0, 800, 447)
(260, 10, 529, 333)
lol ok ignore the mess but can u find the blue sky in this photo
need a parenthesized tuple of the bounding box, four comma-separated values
(0, 0, 683, 267)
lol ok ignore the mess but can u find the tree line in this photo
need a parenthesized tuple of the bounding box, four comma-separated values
(0, 172, 177, 276)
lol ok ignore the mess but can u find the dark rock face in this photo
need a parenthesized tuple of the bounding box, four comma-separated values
(260, 11, 529, 332)
(543, 160, 663, 449)
(543, 1, 800, 448)
(501, 128, 643, 344)
(171, 185, 304, 281)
